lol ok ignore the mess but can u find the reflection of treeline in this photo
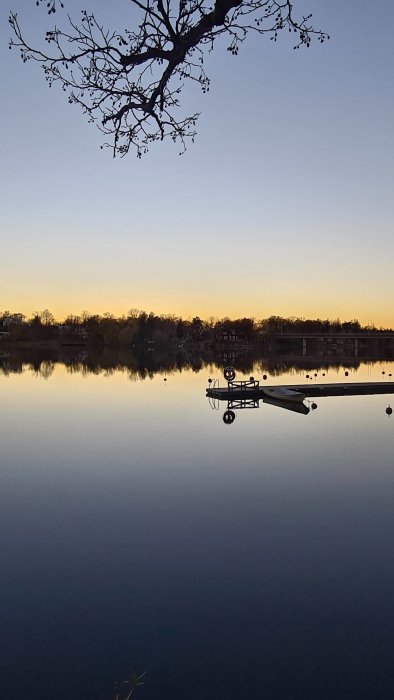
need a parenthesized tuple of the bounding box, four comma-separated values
(0, 345, 367, 380)
(0, 309, 392, 350)
(0, 346, 208, 380)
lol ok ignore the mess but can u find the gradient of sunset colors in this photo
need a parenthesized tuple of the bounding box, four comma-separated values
(1, 0, 393, 326)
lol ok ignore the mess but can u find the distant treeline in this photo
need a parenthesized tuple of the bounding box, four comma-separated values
(0, 309, 392, 348)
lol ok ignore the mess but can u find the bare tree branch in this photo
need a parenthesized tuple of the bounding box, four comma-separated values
(9, 0, 329, 157)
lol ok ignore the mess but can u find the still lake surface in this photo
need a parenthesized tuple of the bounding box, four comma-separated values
(1, 358, 394, 699)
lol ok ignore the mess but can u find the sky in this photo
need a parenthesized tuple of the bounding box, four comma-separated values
(1, 0, 393, 326)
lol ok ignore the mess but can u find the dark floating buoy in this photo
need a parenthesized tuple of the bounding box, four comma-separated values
(386, 405, 393, 416)
(314, 373, 318, 377)
(322, 373, 326, 377)
(208, 377, 212, 384)
(344, 371, 349, 377)
(306, 374, 310, 379)
(311, 402, 318, 410)
(389, 373, 392, 377)
(224, 366, 236, 381)
(164, 377, 167, 382)
(223, 410, 236, 425)
(382, 371, 385, 375)
(263, 374, 268, 380)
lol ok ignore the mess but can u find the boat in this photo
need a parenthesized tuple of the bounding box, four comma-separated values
(262, 387, 307, 403)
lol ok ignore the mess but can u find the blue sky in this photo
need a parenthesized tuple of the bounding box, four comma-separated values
(1, 0, 393, 325)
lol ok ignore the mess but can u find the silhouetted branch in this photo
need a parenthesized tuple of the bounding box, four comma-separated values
(9, 0, 329, 156)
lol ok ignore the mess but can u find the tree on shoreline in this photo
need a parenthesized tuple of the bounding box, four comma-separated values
(1, 309, 391, 349)
(9, 0, 328, 157)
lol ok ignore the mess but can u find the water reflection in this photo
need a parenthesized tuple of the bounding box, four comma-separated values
(1, 345, 393, 381)
(1, 353, 394, 699)
(217, 393, 394, 424)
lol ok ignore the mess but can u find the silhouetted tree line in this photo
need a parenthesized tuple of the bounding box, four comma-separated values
(0, 309, 392, 349)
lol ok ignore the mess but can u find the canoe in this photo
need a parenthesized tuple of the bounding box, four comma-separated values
(262, 387, 307, 403)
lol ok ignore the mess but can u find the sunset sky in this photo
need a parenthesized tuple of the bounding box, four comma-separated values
(1, 0, 393, 326)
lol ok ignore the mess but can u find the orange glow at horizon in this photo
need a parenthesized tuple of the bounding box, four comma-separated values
(3, 295, 393, 329)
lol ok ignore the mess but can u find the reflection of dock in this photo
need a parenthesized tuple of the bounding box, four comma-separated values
(262, 395, 310, 415)
(207, 381, 394, 401)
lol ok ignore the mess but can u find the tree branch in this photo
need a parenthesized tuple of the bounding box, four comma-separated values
(9, 0, 329, 157)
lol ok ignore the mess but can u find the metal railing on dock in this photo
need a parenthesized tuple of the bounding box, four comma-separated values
(227, 378, 259, 391)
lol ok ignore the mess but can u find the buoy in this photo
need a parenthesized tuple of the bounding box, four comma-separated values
(345, 371, 349, 377)
(164, 377, 167, 382)
(386, 406, 393, 416)
(223, 410, 236, 425)
(208, 378, 212, 384)
(322, 373, 326, 377)
(306, 374, 310, 379)
(311, 402, 318, 410)
(224, 366, 236, 382)
(314, 373, 317, 377)
(382, 371, 385, 375)
(263, 374, 267, 380)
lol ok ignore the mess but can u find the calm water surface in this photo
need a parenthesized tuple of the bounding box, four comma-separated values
(1, 361, 394, 699)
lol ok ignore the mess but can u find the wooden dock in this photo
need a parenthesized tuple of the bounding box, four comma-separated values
(206, 381, 394, 401)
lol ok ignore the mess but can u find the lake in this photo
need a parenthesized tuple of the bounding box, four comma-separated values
(1, 356, 394, 699)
